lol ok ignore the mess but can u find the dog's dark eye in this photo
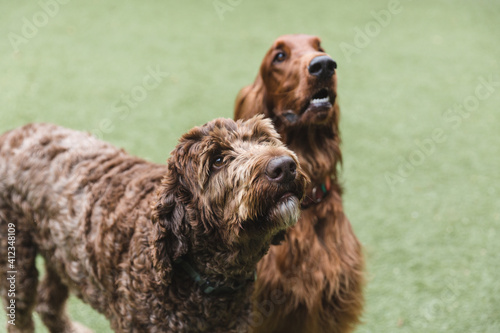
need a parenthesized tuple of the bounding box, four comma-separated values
(318, 45, 325, 52)
(273, 51, 287, 63)
(212, 155, 225, 169)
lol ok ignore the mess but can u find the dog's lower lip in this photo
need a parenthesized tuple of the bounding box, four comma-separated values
(305, 102, 332, 115)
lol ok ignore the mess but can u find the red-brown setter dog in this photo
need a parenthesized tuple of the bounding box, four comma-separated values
(235, 34, 364, 333)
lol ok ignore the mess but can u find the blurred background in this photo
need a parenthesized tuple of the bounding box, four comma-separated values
(1, 0, 499, 332)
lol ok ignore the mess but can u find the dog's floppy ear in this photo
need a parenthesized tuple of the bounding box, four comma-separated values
(151, 126, 209, 283)
(151, 154, 190, 283)
(234, 75, 268, 120)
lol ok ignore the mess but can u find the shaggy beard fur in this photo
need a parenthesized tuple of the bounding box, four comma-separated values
(272, 197, 301, 228)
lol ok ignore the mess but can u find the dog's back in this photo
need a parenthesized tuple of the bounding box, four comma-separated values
(0, 123, 164, 249)
(0, 123, 166, 331)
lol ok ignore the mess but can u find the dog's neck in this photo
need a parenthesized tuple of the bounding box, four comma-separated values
(174, 258, 256, 295)
(172, 236, 271, 296)
(301, 175, 334, 209)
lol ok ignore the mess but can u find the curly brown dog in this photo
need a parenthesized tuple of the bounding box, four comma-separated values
(234, 34, 364, 333)
(0, 116, 307, 333)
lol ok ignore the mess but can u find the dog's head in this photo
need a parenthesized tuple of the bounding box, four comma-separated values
(152, 116, 307, 280)
(235, 34, 339, 130)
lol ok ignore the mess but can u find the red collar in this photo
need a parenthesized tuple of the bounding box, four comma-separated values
(301, 177, 332, 209)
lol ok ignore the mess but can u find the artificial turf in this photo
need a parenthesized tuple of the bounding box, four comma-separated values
(1, 0, 499, 332)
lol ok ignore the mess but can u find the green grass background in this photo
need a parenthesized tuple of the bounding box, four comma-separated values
(1, 0, 499, 332)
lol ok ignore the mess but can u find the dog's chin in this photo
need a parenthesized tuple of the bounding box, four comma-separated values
(238, 191, 301, 247)
(281, 88, 336, 126)
(265, 194, 301, 244)
(268, 195, 301, 229)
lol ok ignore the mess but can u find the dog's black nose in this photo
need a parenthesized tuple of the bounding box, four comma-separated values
(266, 156, 297, 183)
(308, 55, 337, 79)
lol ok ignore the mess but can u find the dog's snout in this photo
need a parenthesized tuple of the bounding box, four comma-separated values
(308, 55, 337, 79)
(265, 156, 297, 183)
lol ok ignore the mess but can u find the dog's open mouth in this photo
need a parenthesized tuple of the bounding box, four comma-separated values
(310, 88, 330, 105)
(301, 88, 335, 115)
